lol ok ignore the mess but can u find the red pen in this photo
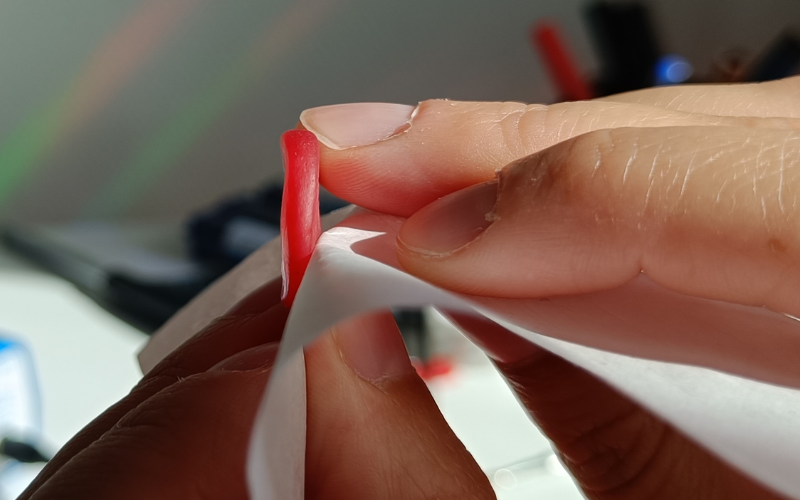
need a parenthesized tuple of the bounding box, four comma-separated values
(530, 21, 593, 102)
(280, 129, 322, 307)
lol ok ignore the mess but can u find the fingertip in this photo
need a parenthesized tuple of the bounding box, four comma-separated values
(315, 99, 517, 215)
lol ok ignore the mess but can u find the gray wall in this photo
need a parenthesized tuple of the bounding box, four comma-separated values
(0, 0, 797, 223)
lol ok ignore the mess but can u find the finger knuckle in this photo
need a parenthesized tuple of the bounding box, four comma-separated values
(502, 128, 618, 206)
(499, 103, 548, 157)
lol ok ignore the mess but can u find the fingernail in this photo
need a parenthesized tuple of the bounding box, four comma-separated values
(300, 103, 416, 150)
(444, 312, 544, 365)
(399, 181, 498, 257)
(209, 343, 280, 372)
(334, 313, 415, 385)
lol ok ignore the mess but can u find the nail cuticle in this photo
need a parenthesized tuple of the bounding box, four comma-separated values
(333, 329, 406, 389)
(332, 314, 415, 387)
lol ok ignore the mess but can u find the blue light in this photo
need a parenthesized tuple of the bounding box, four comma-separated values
(655, 54, 693, 85)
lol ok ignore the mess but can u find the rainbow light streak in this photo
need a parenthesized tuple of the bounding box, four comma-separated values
(0, 90, 73, 204)
(82, 0, 345, 218)
(0, 0, 201, 208)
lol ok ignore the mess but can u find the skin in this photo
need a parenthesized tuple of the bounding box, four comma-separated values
(317, 96, 800, 217)
(23, 78, 800, 499)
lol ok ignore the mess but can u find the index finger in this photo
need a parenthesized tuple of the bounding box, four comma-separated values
(302, 99, 800, 216)
(601, 76, 800, 118)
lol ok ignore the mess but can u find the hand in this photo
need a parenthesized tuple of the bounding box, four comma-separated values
(25, 79, 798, 500)
(20, 280, 495, 499)
(301, 79, 800, 499)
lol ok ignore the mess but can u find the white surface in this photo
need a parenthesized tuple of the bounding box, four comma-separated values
(0, 463, 44, 500)
(0, 247, 147, 451)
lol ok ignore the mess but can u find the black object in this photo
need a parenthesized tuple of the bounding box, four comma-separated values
(585, 1, 661, 96)
(0, 438, 50, 463)
(103, 273, 221, 331)
(2, 182, 348, 333)
(187, 184, 348, 266)
(187, 185, 284, 265)
(1, 226, 221, 333)
(394, 309, 429, 360)
(747, 32, 800, 82)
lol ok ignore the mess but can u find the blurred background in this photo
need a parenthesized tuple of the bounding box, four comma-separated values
(1, 0, 800, 224)
(1, 0, 800, 498)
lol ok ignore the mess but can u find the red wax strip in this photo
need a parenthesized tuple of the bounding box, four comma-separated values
(280, 130, 321, 307)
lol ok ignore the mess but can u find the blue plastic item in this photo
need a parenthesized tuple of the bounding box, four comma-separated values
(0, 338, 41, 442)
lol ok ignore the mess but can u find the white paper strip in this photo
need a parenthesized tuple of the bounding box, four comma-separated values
(141, 208, 800, 499)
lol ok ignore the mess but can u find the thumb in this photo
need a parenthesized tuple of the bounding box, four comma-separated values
(304, 312, 493, 500)
(397, 125, 800, 318)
